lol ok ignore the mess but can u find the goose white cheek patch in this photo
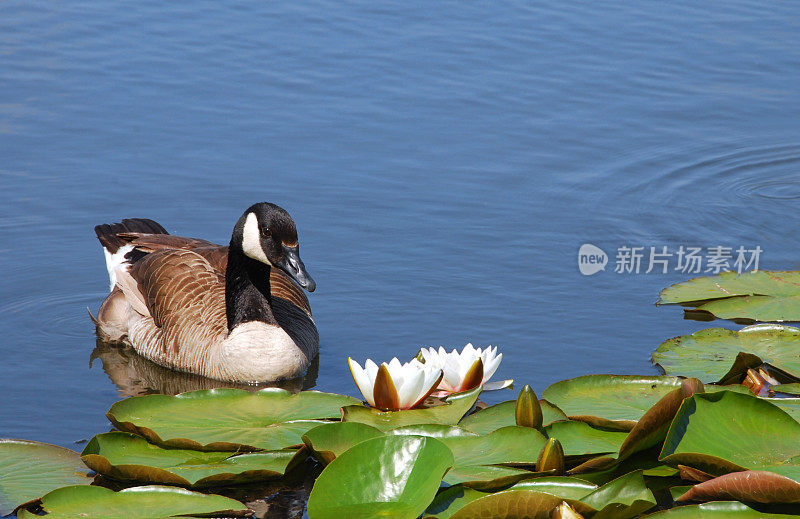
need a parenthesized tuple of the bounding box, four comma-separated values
(242, 212, 271, 264)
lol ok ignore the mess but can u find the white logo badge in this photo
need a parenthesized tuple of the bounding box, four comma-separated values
(578, 244, 607, 276)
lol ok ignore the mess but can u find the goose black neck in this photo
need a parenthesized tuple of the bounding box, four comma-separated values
(225, 245, 277, 331)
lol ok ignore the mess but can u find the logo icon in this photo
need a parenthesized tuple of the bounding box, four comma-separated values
(578, 244, 607, 276)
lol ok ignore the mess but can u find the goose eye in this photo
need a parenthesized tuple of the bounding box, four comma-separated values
(261, 228, 271, 237)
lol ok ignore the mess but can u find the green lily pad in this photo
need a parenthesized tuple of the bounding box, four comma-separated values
(81, 432, 301, 487)
(15, 485, 249, 518)
(307, 435, 453, 519)
(107, 388, 359, 451)
(542, 376, 684, 430)
(0, 440, 91, 516)
(762, 397, 800, 422)
(772, 383, 800, 395)
(386, 424, 479, 439)
(657, 270, 800, 322)
(652, 325, 800, 382)
(510, 476, 598, 499)
(544, 420, 628, 458)
(660, 391, 800, 475)
(439, 426, 547, 467)
(458, 399, 567, 434)
(642, 500, 800, 517)
(423, 485, 488, 519)
(425, 478, 597, 518)
(579, 470, 656, 519)
(341, 386, 481, 431)
(301, 422, 383, 464)
(443, 465, 544, 490)
(448, 490, 593, 519)
(435, 426, 550, 488)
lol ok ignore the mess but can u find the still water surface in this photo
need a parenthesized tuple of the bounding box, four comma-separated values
(1, 1, 799, 453)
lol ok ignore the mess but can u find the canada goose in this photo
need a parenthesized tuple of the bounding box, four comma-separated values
(92, 203, 319, 382)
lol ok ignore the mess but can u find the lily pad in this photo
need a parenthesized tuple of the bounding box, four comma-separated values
(660, 391, 800, 475)
(511, 476, 598, 499)
(425, 478, 597, 518)
(81, 432, 301, 487)
(642, 500, 800, 517)
(107, 388, 359, 451)
(443, 465, 545, 490)
(657, 270, 800, 322)
(301, 422, 383, 464)
(652, 325, 800, 382)
(341, 386, 481, 431)
(439, 426, 547, 467)
(677, 470, 800, 504)
(448, 490, 593, 519)
(772, 383, 800, 395)
(458, 399, 567, 434)
(544, 421, 628, 458)
(0, 440, 91, 516)
(15, 485, 249, 518)
(307, 435, 453, 519)
(423, 485, 488, 519)
(542, 376, 684, 430)
(579, 470, 656, 519)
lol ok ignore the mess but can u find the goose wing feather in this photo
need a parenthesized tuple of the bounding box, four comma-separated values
(119, 234, 311, 318)
(127, 249, 227, 365)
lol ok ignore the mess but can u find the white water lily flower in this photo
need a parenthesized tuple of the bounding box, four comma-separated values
(418, 343, 503, 393)
(348, 357, 443, 411)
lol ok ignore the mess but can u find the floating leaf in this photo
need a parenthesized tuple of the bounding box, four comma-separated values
(773, 383, 800, 395)
(443, 465, 544, 490)
(579, 470, 656, 518)
(425, 478, 597, 518)
(386, 424, 478, 439)
(341, 386, 480, 431)
(677, 470, 800, 504)
(0, 440, 91, 516)
(107, 388, 359, 451)
(459, 399, 566, 435)
(653, 325, 800, 382)
(448, 490, 593, 519)
(301, 422, 383, 464)
(15, 485, 248, 519)
(511, 477, 598, 499)
(439, 426, 547, 467)
(657, 270, 800, 322)
(542, 376, 684, 430)
(307, 435, 453, 519)
(423, 485, 488, 519)
(81, 432, 301, 487)
(544, 420, 628, 458)
(642, 500, 800, 517)
(661, 391, 800, 475)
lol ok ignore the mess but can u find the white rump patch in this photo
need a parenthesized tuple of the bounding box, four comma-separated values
(242, 212, 271, 264)
(103, 243, 134, 291)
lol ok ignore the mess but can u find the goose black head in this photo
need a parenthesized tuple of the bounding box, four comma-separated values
(233, 202, 316, 292)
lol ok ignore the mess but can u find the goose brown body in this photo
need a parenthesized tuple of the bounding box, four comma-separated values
(93, 204, 319, 382)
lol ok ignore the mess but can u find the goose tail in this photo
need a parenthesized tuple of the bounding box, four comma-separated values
(94, 218, 168, 290)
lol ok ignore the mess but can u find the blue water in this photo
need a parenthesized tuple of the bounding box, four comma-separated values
(2, 0, 799, 458)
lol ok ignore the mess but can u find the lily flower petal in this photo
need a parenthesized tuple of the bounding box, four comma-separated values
(415, 343, 504, 393)
(348, 358, 376, 407)
(348, 356, 443, 411)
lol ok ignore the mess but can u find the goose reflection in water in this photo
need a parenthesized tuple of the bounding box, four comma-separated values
(90, 340, 319, 397)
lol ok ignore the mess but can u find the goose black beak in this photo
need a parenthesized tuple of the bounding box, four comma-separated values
(278, 245, 316, 292)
